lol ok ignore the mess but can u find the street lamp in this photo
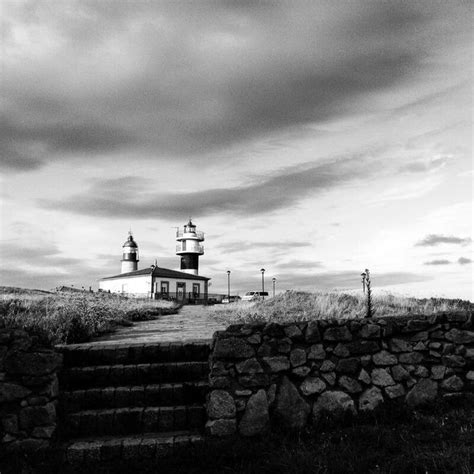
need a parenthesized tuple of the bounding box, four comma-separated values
(260, 268, 265, 299)
(361, 272, 367, 294)
(226, 270, 231, 300)
(272, 277, 276, 297)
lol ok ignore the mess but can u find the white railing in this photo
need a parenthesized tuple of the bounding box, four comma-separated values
(176, 244, 204, 253)
(176, 230, 205, 240)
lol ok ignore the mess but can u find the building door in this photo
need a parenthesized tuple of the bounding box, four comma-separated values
(193, 283, 200, 300)
(176, 282, 186, 301)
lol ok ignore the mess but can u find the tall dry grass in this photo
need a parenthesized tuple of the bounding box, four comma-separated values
(0, 290, 178, 345)
(209, 290, 472, 325)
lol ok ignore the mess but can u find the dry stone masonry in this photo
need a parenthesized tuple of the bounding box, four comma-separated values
(0, 328, 62, 454)
(206, 312, 473, 436)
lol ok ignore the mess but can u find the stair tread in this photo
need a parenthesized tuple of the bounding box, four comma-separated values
(65, 430, 203, 445)
(61, 380, 208, 394)
(63, 361, 209, 371)
(66, 404, 205, 416)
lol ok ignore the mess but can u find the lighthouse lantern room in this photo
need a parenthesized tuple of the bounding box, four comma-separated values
(121, 232, 139, 274)
(176, 219, 204, 275)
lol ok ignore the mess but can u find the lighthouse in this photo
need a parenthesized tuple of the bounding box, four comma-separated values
(176, 219, 204, 275)
(121, 232, 139, 274)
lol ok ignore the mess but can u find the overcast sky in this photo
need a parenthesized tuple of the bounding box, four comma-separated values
(1, 0, 472, 299)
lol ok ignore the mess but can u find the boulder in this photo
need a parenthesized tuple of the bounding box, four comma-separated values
(308, 344, 326, 360)
(262, 356, 290, 373)
(359, 324, 381, 339)
(312, 391, 356, 422)
(274, 376, 310, 430)
(0, 383, 31, 403)
(392, 364, 410, 382)
(338, 376, 362, 393)
(431, 365, 446, 380)
(399, 352, 423, 364)
(389, 339, 412, 352)
(323, 327, 352, 342)
(345, 340, 380, 355)
(441, 375, 464, 392)
(305, 321, 321, 342)
(290, 349, 307, 367)
(19, 402, 56, 431)
(235, 358, 263, 374)
(445, 328, 474, 344)
(207, 390, 236, 419)
(385, 384, 405, 399)
(406, 379, 438, 408)
(358, 369, 371, 385)
(300, 376, 326, 396)
(372, 351, 398, 366)
(359, 387, 384, 412)
(335, 358, 360, 375)
(239, 389, 269, 436)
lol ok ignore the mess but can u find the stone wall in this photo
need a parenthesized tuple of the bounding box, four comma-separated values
(206, 313, 473, 436)
(0, 328, 62, 455)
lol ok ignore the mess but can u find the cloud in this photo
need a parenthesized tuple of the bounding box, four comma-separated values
(423, 259, 451, 266)
(399, 156, 449, 174)
(458, 257, 472, 265)
(3, 0, 469, 171)
(39, 156, 368, 218)
(219, 241, 312, 255)
(415, 234, 472, 247)
(275, 260, 324, 270)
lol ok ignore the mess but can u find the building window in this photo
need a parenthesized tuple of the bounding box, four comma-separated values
(176, 282, 186, 300)
(160, 281, 169, 295)
(193, 283, 200, 299)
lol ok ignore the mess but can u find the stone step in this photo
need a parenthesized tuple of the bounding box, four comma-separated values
(60, 381, 209, 412)
(63, 431, 203, 467)
(60, 361, 210, 389)
(59, 342, 211, 367)
(62, 405, 206, 438)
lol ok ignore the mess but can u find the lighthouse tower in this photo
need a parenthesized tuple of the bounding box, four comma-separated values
(176, 219, 204, 275)
(121, 232, 139, 274)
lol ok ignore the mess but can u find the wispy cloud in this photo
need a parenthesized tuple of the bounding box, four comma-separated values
(415, 234, 472, 247)
(458, 257, 472, 265)
(423, 259, 451, 266)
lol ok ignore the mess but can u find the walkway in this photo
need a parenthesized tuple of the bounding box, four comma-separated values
(78, 305, 227, 346)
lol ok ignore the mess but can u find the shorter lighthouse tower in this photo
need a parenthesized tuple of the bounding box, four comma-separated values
(121, 232, 139, 274)
(176, 219, 204, 275)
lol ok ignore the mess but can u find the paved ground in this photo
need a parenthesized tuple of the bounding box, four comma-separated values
(77, 305, 227, 346)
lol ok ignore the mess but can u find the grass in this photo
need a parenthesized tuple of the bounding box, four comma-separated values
(0, 287, 179, 345)
(209, 290, 472, 325)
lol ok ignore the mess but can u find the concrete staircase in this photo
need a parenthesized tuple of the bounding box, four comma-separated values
(57, 342, 210, 470)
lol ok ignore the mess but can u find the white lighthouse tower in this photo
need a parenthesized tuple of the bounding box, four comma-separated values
(176, 219, 204, 275)
(121, 232, 139, 274)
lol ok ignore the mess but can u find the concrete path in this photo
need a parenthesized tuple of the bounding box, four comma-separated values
(77, 305, 227, 346)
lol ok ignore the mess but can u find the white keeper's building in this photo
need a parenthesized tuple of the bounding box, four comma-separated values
(99, 220, 210, 302)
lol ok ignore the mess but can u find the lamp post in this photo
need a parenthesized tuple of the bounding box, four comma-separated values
(272, 277, 276, 297)
(226, 270, 231, 300)
(260, 268, 265, 299)
(361, 272, 366, 294)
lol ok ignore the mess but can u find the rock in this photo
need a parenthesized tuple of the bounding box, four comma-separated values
(19, 402, 56, 431)
(320, 360, 336, 372)
(441, 375, 464, 392)
(31, 425, 55, 439)
(239, 389, 269, 436)
(0, 383, 31, 402)
(399, 352, 423, 364)
(359, 387, 384, 412)
(406, 379, 438, 408)
(389, 339, 412, 352)
(308, 344, 326, 360)
(263, 323, 285, 338)
(373, 351, 398, 366)
(359, 324, 381, 339)
(290, 349, 307, 367)
(413, 366, 429, 378)
(300, 376, 326, 396)
(274, 376, 310, 430)
(442, 355, 465, 368)
(323, 327, 352, 342)
(313, 391, 356, 421)
(266, 384, 277, 407)
(214, 338, 255, 359)
(207, 390, 236, 419)
(209, 376, 232, 388)
(466, 348, 474, 362)
(410, 332, 428, 342)
(404, 320, 431, 332)
(392, 365, 410, 382)
(466, 371, 474, 381)
(335, 358, 360, 375)
(333, 344, 350, 357)
(2, 414, 19, 434)
(338, 376, 362, 393)
(358, 369, 371, 385)
(247, 333, 261, 344)
(277, 338, 292, 354)
(445, 328, 474, 344)
(284, 325, 303, 340)
(262, 356, 290, 373)
(212, 361, 229, 376)
(238, 374, 271, 387)
(431, 365, 446, 380)
(371, 368, 395, 387)
(292, 366, 311, 377)
(5, 351, 62, 375)
(235, 389, 252, 396)
(321, 372, 336, 386)
(236, 358, 263, 374)
(345, 340, 380, 355)
(206, 419, 236, 436)
(305, 321, 321, 342)
(385, 384, 405, 399)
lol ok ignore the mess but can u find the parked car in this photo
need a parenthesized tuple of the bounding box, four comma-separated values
(222, 296, 242, 304)
(241, 291, 269, 301)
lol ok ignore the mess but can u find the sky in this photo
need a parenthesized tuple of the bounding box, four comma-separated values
(1, 0, 472, 300)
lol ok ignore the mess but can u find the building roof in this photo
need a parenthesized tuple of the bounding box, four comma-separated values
(100, 266, 210, 281)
